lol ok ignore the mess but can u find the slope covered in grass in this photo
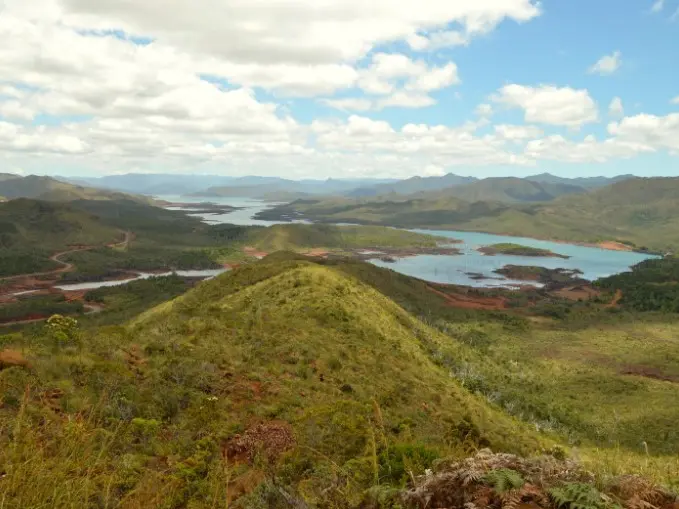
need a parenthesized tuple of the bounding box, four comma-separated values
(260, 177, 679, 252)
(0, 175, 153, 203)
(0, 257, 546, 508)
(247, 223, 446, 252)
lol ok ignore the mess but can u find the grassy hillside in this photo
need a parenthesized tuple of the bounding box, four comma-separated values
(418, 177, 584, 203)
(247, 224, 445, 252)
(0, 199, 122, 277)
(260, 177, 679, 252)
(1, 254, 678, 506)
(0, 258, 545, 508)
(0, 175, 154, 203)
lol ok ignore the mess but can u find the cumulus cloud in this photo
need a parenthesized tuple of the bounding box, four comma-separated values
(609, 97, 624, 118)
(494, 124, 543, 141)
(492, 84, 599, 128)
(588, 51, 622, 76)
(56, 0, 541, 65)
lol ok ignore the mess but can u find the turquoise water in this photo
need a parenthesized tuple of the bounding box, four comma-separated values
(371, 229, 656, 286)
(160, 195, 657, 287)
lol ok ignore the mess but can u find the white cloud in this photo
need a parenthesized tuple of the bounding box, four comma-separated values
(377, 92, 437, 109)
(588, 51, 622, 76)
(56, 0, 541, 65)
(493, 84, 599, 128)
(475, 103, 493, 117)
(358, 53, 459, 96)
(494, 124, 543, 141)
(671, 96, 679, 105)
(608, 113, 679, 154)
(608, 97, 624, 118)
(651, 0, 664, 12)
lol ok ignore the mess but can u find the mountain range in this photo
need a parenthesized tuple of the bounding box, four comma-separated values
(64, 172, 637, 203)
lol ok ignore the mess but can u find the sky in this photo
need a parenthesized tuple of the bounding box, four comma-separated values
(0, 0, 678, 180)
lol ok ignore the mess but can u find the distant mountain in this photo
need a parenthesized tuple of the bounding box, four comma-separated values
(72, 173, 398, 197)
(428, 177, 586, 203)
(192, 178, 398, 199)
(345, 173, 478, 197)
(0, 175, 153, 203)
(0, 173, 19, 182)
(526, 173, 635, 189)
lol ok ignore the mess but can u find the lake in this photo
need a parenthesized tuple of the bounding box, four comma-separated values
(56, 269, 228, 292)
(159, 196, 657, 287)
(160, 195, 300, 226)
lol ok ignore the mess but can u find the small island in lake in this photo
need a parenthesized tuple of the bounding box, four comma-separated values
(478, 243, 570, 259)
(494, 265, 585, 287)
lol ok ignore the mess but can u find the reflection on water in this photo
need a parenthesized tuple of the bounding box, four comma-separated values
(156, 195, 658, 288)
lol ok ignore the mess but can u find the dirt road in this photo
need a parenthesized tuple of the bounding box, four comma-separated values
(2, 231, 132, 282)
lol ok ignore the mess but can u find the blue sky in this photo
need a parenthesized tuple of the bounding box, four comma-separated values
(0, 0, 677, 179)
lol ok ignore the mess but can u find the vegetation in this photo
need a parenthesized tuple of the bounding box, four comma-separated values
(596, 257, 679, 312)
(248, 224, 446, 252)
(259, 177, 679, 252)
(1, 253, 678, 506)
(0, 294, 83, 324)
(0, 174, 153, 203)
(83, 275, 195, 325)
(479, 243, 569, 258)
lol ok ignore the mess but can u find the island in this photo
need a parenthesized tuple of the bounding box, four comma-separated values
(494, 265, 585, 286)
(478, 243, 570, 259)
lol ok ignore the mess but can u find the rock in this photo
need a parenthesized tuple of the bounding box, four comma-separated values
(0, 349, 30, 370)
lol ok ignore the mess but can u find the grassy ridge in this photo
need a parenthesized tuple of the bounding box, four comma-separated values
(248, 224, 445, 252)
(0, 258, 544, 508)
(1, 255, 679, 506)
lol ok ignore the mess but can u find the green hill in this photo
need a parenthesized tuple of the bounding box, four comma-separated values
(247, 224, 444, 252)
(1, 254, 678, 506)
(0, 257, 544, 508)
(260, 177, 679, 252)
(431, 177, 585, 203)
(0, 175, 154, 203)
(0, 199, 122, 277)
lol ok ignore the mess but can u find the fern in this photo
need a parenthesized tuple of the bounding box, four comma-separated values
(549, 483, 618, 509)
(482, 468, 525, 494)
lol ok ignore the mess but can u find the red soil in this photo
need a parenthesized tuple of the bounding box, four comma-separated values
(427, 284, 507, 310)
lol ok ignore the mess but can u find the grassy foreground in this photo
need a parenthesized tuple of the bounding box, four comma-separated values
(1, 254, 678, 507)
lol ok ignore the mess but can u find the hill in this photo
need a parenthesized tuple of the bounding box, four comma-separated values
(428, 177, 585, 203)
(526, 172, 636, 189)
(247, 224, 445, 252)
(345, 173, 478, 197)
(0, 199, 122, 277)
(0, 175, 155, 203)
(2, 254, 679, 507)
(259, 177, 679, 252)
(0, 257, 545, 507)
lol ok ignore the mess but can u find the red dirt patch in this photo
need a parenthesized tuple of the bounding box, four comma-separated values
(427, 285, 506, 310)
(306, 248, 329, 258)
(553, 285, 600, 301)
(606, 289, 623, 308)
(598, 241, 633, 252)
(0, 349, 30, 370)
(223, 421, 295, 465)
(243, 246, 269, 259)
